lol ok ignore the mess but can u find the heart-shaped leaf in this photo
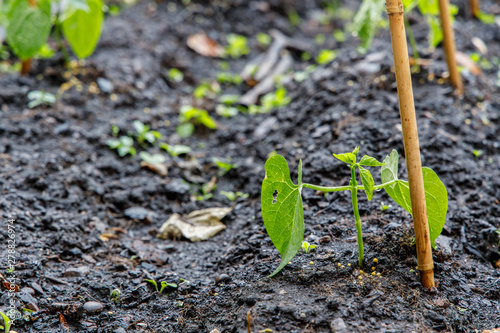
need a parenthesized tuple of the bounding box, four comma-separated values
(6, 0, 51, 60)
(261, 155, 304, 277)
(381, 150, 448, 247)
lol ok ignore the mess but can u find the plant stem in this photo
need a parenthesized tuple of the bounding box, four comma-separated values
(303, 179, 397, 193)
(54, 19, 71, 67)
(404, 15, 420, 70)
(302, 183, 353, 192)
(372, 179, 398, 191)
(350, 166, 364, 267)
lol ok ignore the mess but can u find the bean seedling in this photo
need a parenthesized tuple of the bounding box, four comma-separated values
(261, 147, 448, 276)
(145, 279, 178, 294)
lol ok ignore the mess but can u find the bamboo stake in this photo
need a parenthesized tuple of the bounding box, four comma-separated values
(21, 0, 38, 76)
(438, 0, 463, 95)
(386, 0, 435, 289)
(469, 0, 480, 18)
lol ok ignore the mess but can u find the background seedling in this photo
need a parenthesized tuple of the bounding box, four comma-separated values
(261, 148, 448, 276)
(145, 279, 178, 294)
(4, 0, 104, 74)
(0, 311, 11, 333)
(225, 34, 250, 59)
(220, 191, 249, 201)
(110, 288, 121, 303)
(160, 143, 191, 157)
(133, 120, 161, 146)
(213, 158, 238, 176)
(301, 241, 317, 253)
(260, 87, 291, 112)
(167, 68, 184, 83)
(139, 152, 165, 164)
(27, 91, 56, 108)
(315, 49, 337, 65)
(107, 136, 136, 157)
(177, 105, 217, 138)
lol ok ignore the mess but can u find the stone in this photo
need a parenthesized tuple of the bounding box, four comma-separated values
(330, 318, 347, 333)
(83, 301, 104, 313)
(64, 266, 90, 277)
(97, 78, 113, 93)
(215, 274, 231, 284)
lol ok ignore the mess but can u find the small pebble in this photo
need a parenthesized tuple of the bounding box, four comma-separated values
(215, 274, 231, 284)
(83, 301, 104, 313)
(64, 266, 90, 277)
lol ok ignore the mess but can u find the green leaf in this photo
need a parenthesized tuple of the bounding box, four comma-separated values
(381, 150, 448, 247)
(139, 152, 165, 164)
(6, 0, 52, 60)
(133, 120, 148, 135)
(261, 155, 304, 277)
(358, 166, 374, 201)
(428, 15, 443, 49)
(177, 123, 194, 138)
(316, 49, 337, 65)
(0, 311, 11, 333)
(381, 150, 412, 213)
(359, 155, 385, 167)
(349, 0, 386, 52)
(332, 152, 356, 164)
(62, 0, 104, 58)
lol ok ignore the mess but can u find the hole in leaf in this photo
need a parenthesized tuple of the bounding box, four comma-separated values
(272, 190, 278, 204)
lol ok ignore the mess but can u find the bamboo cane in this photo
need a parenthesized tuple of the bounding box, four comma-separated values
(469, 0, 480, 18)
(21, 0, 37, 76)
(438, 0, 463, 95)
(386, 0, 435, 289)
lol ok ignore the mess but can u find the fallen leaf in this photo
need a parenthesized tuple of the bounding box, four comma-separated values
(99, 233, 119, 242)
(483, 329, 500, 333)
(472, 37, 487, 55)
(455, 52, 482, 76)
(187, 33, 225, 58)
(157, 206, 233, 241)
(140, 161, 168, 176)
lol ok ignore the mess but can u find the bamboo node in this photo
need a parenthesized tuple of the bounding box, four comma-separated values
(418, 263, 434, 271)
(386, 3, 404, 14)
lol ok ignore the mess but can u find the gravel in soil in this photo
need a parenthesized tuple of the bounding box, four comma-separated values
(1, 0, 500, 332)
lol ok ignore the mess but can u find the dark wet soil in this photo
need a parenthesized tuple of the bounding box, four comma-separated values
(1, 0, 500, 332)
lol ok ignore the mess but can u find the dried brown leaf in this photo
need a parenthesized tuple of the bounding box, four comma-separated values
(140, 161, 168, 176)
(157, 206, 233, 241)
(187, 33, 225, 58)
(455, 52, 482, 76)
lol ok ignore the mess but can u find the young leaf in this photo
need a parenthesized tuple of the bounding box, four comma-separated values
(381, 150, 413, 213)
(349, 0, 386, 52)
(261, 155, 304, 277)
(359, 155, 385, 167)
(6, 0, 51, 60)
(358, 166, 375, 201)
(381, 150, 448, 247)
(333, 152, 356, 164)
(62, 0, 104, 58)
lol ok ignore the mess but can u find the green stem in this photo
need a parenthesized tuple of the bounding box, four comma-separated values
(54, 19, 71, 66)
(302, 183, 352, 192)
(373, 179, 398, 191)
(303, 179, 397, 193)
(404, 15, 420, 70)
(350, 166, 364, 267)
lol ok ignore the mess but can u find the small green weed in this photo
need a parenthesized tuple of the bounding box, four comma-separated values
(27, 90, 56, 108)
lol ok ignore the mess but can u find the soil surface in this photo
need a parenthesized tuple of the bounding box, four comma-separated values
(1, 0, 500, 332)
